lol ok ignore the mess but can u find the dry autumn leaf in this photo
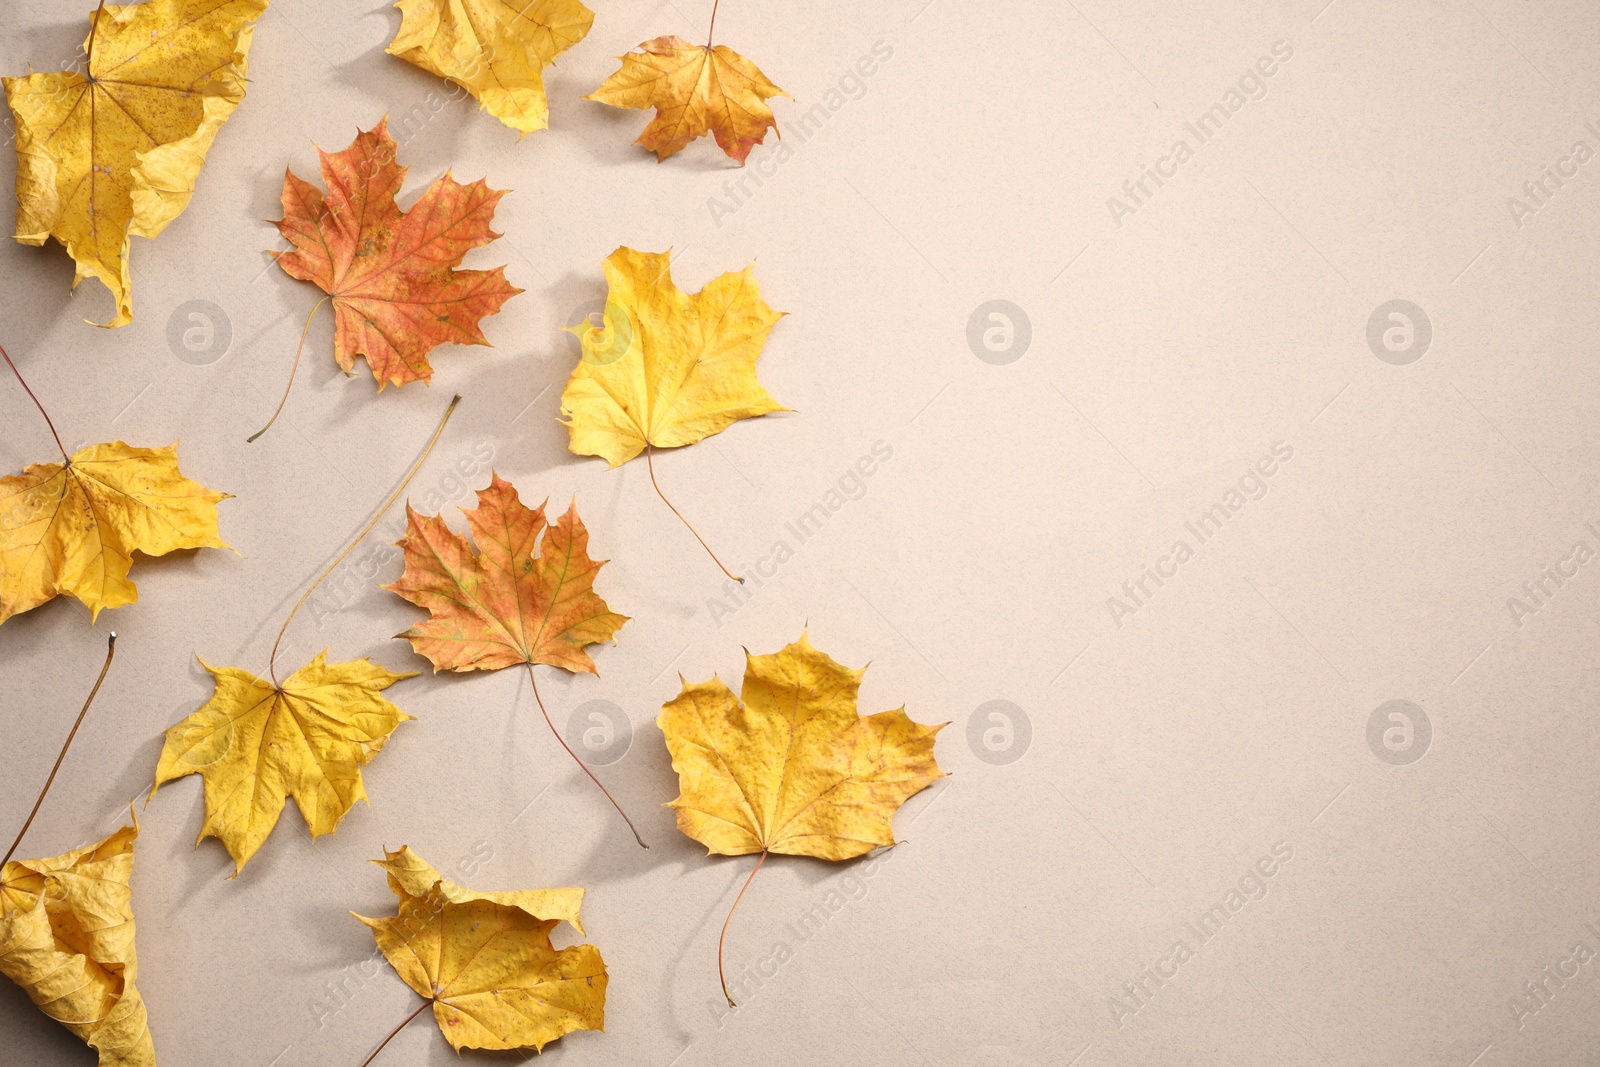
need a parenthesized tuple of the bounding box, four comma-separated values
(560, 247, 787, 466)
(151, 398, 459, 876)
(0, 822, 155, 1067)
(2, 637, 148, 1066)
(386, 473, 627, 673)
(659, 630, 946, 1003)
(559, 245, 786, 579)
(354, 846, 606, 1060)
(0, 346, 230, 627)
(152, 655, 415, 875)
(385, 473, 643, 843)
(370, 845, 585, 932)
(586, 29, 788, 163)
(2, 0, 267, 327)
(0, 442, 231, 625)
(387, 0, 595, 135)
(269, 118, 522, 395)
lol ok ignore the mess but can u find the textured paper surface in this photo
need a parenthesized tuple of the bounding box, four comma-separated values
(3, 1, 1599, 1065)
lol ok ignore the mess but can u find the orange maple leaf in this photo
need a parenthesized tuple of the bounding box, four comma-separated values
(384, 473, 644, 845)
(271, 119, 522, 390)
(385, 473, 627, 674)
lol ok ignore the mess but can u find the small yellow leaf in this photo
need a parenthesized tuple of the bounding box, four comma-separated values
(586, 35, 788, 163)
(2, 0, 268, 326)
(152, 653, 415, 875)
(559, 246, 788, 467)
(0, 441, 231, 626)
(354, 847, 606, 1053)
(0, 822, 155, 1067)
(387, 0, 595, 134)
(660, 631, 947, 860)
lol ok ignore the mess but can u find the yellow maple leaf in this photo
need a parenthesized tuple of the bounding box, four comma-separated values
(3, 0, 268, 327)
(152, 654, 415, 875)
(0, 822, 155, 1067)
(387, 0, 594, 134)
(660, 632, 946, 860)
(560, 246, 788, 468)
(354, 847, 606, 1054)
(0, 442, 231, 626)
(586, 34, 788, 163)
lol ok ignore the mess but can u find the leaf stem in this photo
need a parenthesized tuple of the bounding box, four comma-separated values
(718, 849, 767, 1007)
(707, 0, 721, 46)
(646, 444, 742, 583)
(0, 342, 70, 462)
(2, 633, 117, 870)
(357, 998, 431, 1067)
(525, 664, 647, 848)
(267, 395, 460, 686)
(86, 0, 108, 72)
(249, 295, 328, 443)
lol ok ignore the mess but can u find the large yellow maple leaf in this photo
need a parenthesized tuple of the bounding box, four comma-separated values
(387, 0, 595, 134)
(386, 473, 627, 673)
(354, 846, 606, 1054)
(0, 442, 230, 626)
(152, 654, 415, 875)
(660, 632, 947, 860)
(0, 822, 155, 1067)
(3, 0, 268, 327)
(586, 35, 787, 163)
(559, 246, 787, 468)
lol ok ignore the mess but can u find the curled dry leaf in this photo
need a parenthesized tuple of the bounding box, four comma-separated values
(272, 119, 522, 389)
(152, 654, 415, 875)
(2, 0, 268, 327)
(0, 442, 230, 626)
(586, 35, 788, 163)
(0, 822, 154, 1067)
(387, 0, 595, 134)
(371, 845, 586, 933)
(560, 246, 787, 467)
(354, 846, 606, 1054)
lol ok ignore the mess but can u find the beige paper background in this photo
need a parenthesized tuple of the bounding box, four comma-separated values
(4, 1, 1600, 1064)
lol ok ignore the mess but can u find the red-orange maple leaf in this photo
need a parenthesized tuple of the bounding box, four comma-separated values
(272, 119, 522, 389)
(384, 472, 644, 846)
(385, 473, 627, 674)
